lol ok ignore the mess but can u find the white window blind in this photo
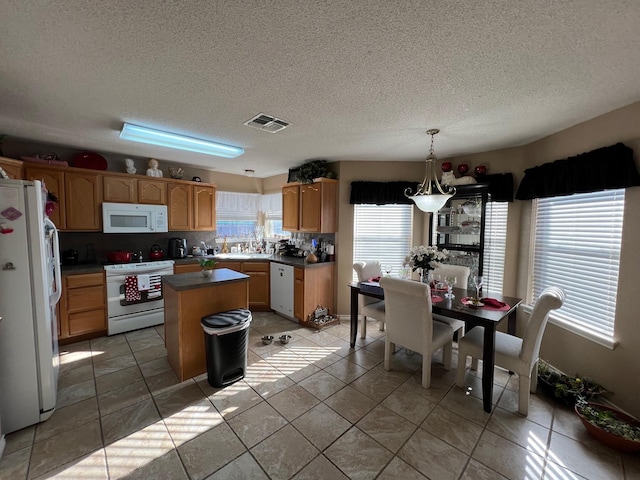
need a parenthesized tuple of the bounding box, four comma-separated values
(353, 204, 413, 281)
(484, 202, 508, 295)
(532, 189, 624, 346)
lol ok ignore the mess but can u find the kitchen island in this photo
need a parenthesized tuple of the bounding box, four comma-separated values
(163, 268, 249, 381)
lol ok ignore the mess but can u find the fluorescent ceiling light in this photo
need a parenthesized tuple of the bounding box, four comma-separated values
(119, 123, 244, 158)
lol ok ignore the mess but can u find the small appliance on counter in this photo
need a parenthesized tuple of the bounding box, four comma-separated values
(167, 238, 187, 259)
(62, 249, 79, 266)
(150, 244, 165, 260)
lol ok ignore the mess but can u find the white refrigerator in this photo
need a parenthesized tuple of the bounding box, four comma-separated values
(0, 179, 62, 435)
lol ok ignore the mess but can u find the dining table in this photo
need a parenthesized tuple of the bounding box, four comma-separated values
(349, 281, 523, 412)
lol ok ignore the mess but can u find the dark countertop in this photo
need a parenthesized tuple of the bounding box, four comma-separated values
(174, 255, 333, 268)
(163, 267, 249, 291)
(60, 254, 334, 274)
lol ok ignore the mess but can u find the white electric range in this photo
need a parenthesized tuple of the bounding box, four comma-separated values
(103, 260, 174, 335)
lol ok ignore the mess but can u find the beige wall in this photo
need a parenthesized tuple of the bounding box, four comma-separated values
(333, 101, 640, 417)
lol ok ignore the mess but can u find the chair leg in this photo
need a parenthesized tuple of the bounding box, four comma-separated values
(384, 339, 392, 371)
(442, 343, 452, 371)
(379, 320, 385, 332)
(360, 315, 367, 339)
(530, 361, 538, 393)
(518, 375, 531, 416)
(456, 353, 467, 387)
(470, 358, 479, 371)
(421, 354, 432, 388)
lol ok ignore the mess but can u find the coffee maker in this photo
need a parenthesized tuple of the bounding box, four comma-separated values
(167, 238, 187, 258)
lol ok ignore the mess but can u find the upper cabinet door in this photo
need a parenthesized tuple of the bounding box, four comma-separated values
(24, 166, 66, 229)
(138, 179, 167, 205)
(65, 172, 102, 231)
(193, 185, 216, 231)
(282, 184, 300, 232)
(299, 183, 322, 232)
(168, 183, 193, 231)
(103, 175, 137, 203)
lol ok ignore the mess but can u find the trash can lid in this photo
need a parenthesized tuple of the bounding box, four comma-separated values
(201, 308, 252, 329)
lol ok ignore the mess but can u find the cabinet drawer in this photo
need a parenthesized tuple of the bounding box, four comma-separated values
(68, 309, 106, 336)
(174, 263, 201, 274)
(241, 262, 269, 273)
(66, 272, 104, 289)
(67, 285, 105, 312)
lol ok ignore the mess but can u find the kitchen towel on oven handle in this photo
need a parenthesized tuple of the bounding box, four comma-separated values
(125, 275, 142, 302)
(137, 274, 151, 291)
(147, 275, 162, 298)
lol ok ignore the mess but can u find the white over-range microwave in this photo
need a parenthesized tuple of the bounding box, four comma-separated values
(102, 202, 168, 233)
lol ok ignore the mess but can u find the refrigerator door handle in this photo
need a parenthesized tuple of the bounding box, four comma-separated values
(46, 217, 62, 307)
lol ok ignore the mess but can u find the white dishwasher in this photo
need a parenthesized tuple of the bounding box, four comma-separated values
(270, 263, 294, 319)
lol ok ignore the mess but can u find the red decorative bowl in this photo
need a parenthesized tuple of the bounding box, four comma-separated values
(73, 152, 107, 170)
(575, 403, 640, 452)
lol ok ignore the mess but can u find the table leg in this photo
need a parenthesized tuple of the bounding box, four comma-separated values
(350, 288, 359, 348)
(507, 310, 517, 336)
(482, 325, 496, 413)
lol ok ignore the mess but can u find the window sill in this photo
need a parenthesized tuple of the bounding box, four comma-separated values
(520, 304, 618, 350)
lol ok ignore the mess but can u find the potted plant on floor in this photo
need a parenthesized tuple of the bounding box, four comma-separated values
(575, 399, 640, 452)
(199, 258, 216, 277)
(537, 360, 607, 406)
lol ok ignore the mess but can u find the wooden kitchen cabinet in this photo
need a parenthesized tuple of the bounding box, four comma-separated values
(59, 271, 107, 343)
(193, 184, 216, 230)
(65, 172, 102, 231)
(168, 183, 193, 230)
(24, 165, 66, 229)
(174, 262, 202, 274)
(282, 178, 337, 233)
(103, 175, 137, 203)
(0, 156, 24, 179)
(138, 178, 167, 205)
(241, 262, 270, 310)
(282, 184, 300, 231)
(293, 263, 334, 322)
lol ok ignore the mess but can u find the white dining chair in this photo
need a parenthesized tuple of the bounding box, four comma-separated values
(456, 286, 565, 415)
(379, 276, 454, 388)
(353, 260, 386, 339)
(431, 264, 471, 338)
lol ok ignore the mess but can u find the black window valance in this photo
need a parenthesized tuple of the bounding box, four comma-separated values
(349, 181, 416, 205)
(515, 143, 640, 200)
(350, 174, 514, 205)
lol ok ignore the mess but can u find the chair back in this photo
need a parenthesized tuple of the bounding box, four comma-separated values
(379, 276, 433, 353)
(432, 265, 471, 289)
(354, 260, 384, 307)
(520, 286, 565, 364)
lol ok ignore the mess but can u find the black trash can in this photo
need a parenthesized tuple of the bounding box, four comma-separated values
(201, 308, 252, 388)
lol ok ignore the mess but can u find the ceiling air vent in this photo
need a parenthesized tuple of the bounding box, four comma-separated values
(244, 113, 290, 133)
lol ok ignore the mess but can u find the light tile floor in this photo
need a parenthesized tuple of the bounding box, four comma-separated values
(1, 312, 638, 479)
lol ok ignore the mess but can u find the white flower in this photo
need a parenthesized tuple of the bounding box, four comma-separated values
(403, 245, 449, 272)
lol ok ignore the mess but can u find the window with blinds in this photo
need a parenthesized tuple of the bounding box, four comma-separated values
(531, 189, 624, 347)
(484, 202, 508, 295)
(353, 204, 413, 281)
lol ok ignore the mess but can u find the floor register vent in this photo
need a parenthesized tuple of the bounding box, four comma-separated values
(244, 113, 290, 133)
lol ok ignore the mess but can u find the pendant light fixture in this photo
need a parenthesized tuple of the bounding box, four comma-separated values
(405, 128, 455, 212)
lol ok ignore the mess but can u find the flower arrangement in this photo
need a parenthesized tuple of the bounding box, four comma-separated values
(403, 245, 449, 272)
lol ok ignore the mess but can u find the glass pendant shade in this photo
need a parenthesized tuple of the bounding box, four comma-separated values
(405, 129, 455, 212)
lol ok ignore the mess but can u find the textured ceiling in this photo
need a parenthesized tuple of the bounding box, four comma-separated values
(1, 1, 640, 178)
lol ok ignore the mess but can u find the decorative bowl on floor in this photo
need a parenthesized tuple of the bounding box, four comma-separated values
(575, 402, 640, 452)
(261, 335, 274, 345)
(279, 334, 292, 344)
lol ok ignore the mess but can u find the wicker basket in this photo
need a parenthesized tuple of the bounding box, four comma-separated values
(300, 305, 340, 330)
